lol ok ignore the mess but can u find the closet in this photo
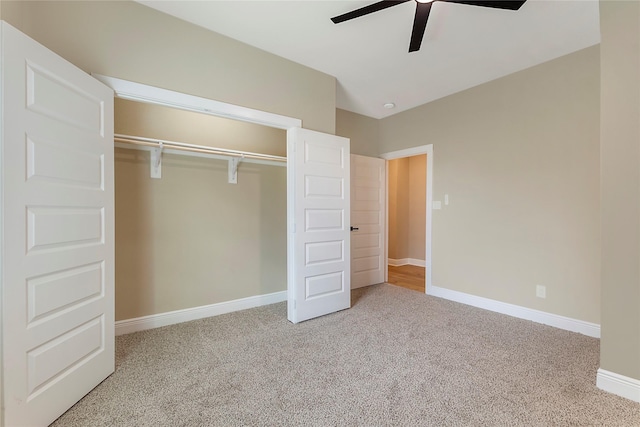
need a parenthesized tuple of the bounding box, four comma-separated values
(112, 99, 288, 323)
(1, 24, 351, 426)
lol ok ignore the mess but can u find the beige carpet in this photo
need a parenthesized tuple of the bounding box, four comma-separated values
(52, 284, 639, 426)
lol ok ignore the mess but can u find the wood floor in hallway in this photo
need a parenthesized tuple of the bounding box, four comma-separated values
(387, 265, 425, 293)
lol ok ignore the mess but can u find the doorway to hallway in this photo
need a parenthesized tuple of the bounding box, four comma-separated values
(388, 264, 425, 293)
(381, 145, 433, 294)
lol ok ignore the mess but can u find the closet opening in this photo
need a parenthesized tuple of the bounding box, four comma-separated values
(98, 74, 350, 328)
(381, 146, 433, 295)
(112, 97, 289, 330)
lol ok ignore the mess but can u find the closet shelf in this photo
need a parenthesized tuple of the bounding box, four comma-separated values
(114, 134, 287, 164)
(115, 133, 286, 182)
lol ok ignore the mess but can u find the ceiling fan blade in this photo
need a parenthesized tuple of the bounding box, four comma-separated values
(443, 0, 527, 11)
(331, 0, 412, 24)
(409, 2, 432, 52)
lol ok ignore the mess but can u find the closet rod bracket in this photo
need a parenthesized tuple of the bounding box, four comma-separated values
(228, 155, 243, 184)
(150, 141, 163, 179)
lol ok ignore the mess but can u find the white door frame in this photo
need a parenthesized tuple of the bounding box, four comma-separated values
(380, 145, 433, 294)
(91, 75, 308, 318)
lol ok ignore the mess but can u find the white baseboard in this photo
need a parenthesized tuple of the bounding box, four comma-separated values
(115, 290, 287, 336)
(597, 369, 640, 402)
(408, 258, 426, 267)
(388, 258, 426, 267)
(428, 285, 600, 338)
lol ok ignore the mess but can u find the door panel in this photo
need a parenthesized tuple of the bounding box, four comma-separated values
(350, 155, 385, 288)
(2, 22, 114, 426)
(288, 128, 350, 323)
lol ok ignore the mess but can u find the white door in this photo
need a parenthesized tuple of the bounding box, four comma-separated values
(287, 128, 350, 323)
(1, 22, 114, 426)
(350, 155, 386, 288)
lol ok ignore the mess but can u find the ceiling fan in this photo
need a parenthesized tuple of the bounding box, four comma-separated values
(331, 0, 527, 52)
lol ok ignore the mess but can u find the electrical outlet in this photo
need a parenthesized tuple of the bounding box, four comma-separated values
(536, 285, 546, 299)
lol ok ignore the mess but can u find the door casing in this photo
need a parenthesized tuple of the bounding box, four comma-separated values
(380, 145, 434, 293)
(93, 75, 350, 323)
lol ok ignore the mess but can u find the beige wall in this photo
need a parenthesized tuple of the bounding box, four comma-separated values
(1, 0, 336, 134)
(336, 108, 380, 157)
(115, 148, 286, 320)
(388, 158, 410, 260)
(113, 102, 286, 320)
(115, 99, 286, 157)
(380, 46, 601, 324)
(408, 155, 426, 260)
(599, 0, 640, 380)
(388, 155, 426, 262)
(388, 159, 396, 257)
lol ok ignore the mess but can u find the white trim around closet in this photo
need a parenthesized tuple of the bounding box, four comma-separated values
(92, 74, 302, 130)
(95, 74, 302, 332)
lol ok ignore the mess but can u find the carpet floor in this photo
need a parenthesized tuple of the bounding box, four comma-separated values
(52, 284, 640, 426)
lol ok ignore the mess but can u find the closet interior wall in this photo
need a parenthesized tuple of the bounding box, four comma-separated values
(114, 99, 287, 321)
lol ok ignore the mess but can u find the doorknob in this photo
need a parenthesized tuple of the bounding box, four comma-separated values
(350, 226, 359, 231)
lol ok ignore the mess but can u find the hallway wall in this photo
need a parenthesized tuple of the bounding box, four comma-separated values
(388, 155, 426, 264)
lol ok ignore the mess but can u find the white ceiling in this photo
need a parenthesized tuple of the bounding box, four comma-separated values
(137, 0, 601, 119)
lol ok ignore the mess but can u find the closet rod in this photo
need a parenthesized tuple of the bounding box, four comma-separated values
(114, 133, 287, 163)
